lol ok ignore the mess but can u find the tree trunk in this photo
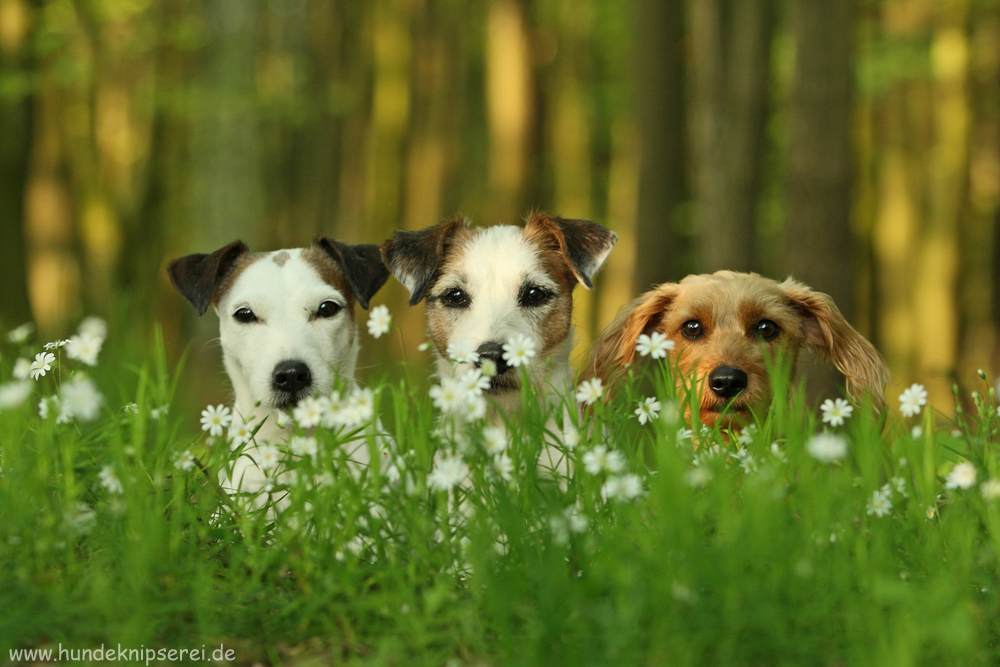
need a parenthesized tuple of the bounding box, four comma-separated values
(633, 0, 689, 292)
(0, 0, 39, 328)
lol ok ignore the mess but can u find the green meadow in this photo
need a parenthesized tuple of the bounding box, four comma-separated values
(1, 321, 999, 666)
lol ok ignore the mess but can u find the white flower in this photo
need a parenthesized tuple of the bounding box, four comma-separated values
(483, 426, 508, 455)
(290, 435, 318, 459)
(65, 333, 103, 366)
(770, 442, 787, 462)
(911, 426, 923, 439)
(685, 467, 712, 487)
(123, 402, 139, 415)
(349, 387, 375, 425)
(66, 502, 96, 535)
(493, 453, 514, 482)
(255, 443, 282, 471)
(676, 428, 693, 443)
(292, 395, 327, 428)
(891, 476, 908, 498)
(43, 339, 69, 350)
(98, 465, 123, 494)
(502, 335, 536, 368)
(806, 433, 848, 463)
(58, 375, 103, 422)
(480, 358, 497, 378)
(366, 305, 392, 338)
(428, 452, 469, 492)
(417, 341, 432, 352)
(601, 474, 643, 502)
(150, 405, 169, 421)
(898, 383, 928, 418)
(200, 404, 233, 436)
(462, 395, 487, 422)
(78, 316, 107, 339)
(737, 424, 757, 447)
(228, 417, 254, 447)
(634, 396, 661, 425)
(560, 422, 580, 450)
(866, 488, 892, 517)
(582, 445, 622, 475)
(38, 396, 55, 419)
(575, 378, 604, 405)
(457, 368, 491, 397)
(12, 358, 31, 381)
(447, 341, 479, 365)
(0, 381, 31, 410)
(174, 450, 196, 471)
(734, 448, 757, 474)
(29, 352, 55, 380)
(6, 322, 34, 344)
(635, 331, 674, 359)
(945, 461, 977, 490)
(820, 398, 854, 427)
(430, 377, 470, 415)
(981, 479, 1000, 501)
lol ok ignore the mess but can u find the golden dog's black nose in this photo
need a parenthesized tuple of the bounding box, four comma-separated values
(708, 366, 748, 399)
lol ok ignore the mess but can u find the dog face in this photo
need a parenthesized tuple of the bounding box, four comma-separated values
(169, 239, 389, 413)
(588, 271, 890, 428)
(382, 214, 617, 405)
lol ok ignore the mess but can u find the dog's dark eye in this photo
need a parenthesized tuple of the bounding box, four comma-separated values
(519, 285, 552, 308)
(316, 300, 342, 319)
(233, 307, 259, 324)
(440, 288, 470, 309)
(681, 320, 704, 340)
(755, 319, 780, 341)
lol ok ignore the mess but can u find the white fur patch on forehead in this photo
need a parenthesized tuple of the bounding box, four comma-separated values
(448, 225, 554, 286)
(221, 248, 347, 311)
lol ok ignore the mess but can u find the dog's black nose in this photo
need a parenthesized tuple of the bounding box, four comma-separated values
(272, 360, 312, 394)
(475, 341, 510, 376)
(708, 366, 748, 399)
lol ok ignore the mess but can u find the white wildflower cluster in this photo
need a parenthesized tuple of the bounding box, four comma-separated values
(39, 374, 103, 423)
(293, 387, 377, 430)
(549, 504, 589, 545)
(431, 372, 488, 422)
(582, 444, 643, 502)
(481, 425, 514, 484)
(945, 461, 977, 491)
(866, 477, 909, 519)
(427, 450, 470, 492)
(732, 447, 757, 475)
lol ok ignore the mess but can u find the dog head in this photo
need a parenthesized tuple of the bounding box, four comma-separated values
(168, 238, 389, 413)
(588, 271, 890, 428)
(381, 213, 617, 405)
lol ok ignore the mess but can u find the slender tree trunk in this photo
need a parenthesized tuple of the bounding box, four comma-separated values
(0, 0, 39, 327)
(785, 0, 856, 310)
(633, 0, 689, 292)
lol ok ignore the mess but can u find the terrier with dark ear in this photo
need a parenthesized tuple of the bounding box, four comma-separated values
(587, 271, 890, 428)
(382, 213, 617, 414)
(168, 238, 389, 496)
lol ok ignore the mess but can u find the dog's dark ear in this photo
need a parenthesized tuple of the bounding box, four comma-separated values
(781, 278, 891, 411)
(168, 240, 249, 316)
(315, 238, 390, 310)
(380, 217, 468, 305)
(524, 214, 617, 289)
(586, 283, 678, 382)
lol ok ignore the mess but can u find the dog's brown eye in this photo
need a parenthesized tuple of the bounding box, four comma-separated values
(755, 319, 779, 341)
(316, 300, 342, 319)
(519, 285, 552, 308)
(441, 288, 470, 309)
(682, 320, 704, 340)
(233, 307, 258, 324)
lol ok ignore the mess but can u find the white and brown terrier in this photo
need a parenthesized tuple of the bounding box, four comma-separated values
(381, 213, 617, 415)
(168, 238, 389, 493)
(588, 271, 890, 428)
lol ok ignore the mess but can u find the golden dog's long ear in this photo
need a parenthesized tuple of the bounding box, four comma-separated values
(781, 278, 890, 409)
(168, 240, 249, 316)
(586, 283, 678, 381)
(380, 217, 468, 305)
(524, 213, 618, 289)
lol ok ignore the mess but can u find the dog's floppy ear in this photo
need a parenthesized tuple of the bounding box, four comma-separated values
(380, 217, 468, 305)
(586, 283, 678, 381)
(781, 279, 891, 410)
(168, 240, 249, 316)
(524, 213, 618, 289)
(314, 238, 390, 310)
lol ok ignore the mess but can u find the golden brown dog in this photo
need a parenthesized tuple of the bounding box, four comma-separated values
(587, 271, 890, 428)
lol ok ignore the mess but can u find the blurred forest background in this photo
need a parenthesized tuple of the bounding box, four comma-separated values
(0, 0, 998, 412)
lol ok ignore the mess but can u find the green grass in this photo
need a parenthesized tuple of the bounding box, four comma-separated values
(2, 325, 1000, 666)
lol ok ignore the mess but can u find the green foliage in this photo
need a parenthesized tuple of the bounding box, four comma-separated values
(1, 324, 1000, 665)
